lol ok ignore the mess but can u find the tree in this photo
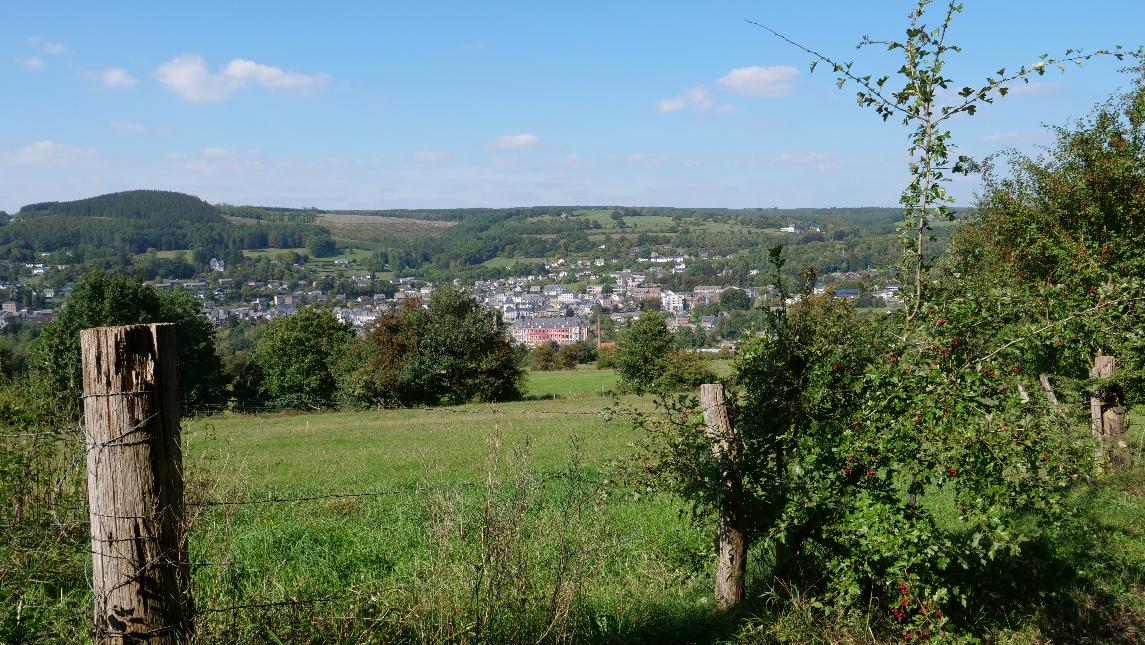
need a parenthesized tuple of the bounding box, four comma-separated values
(33, 272, 222, 413)
(939, 75, 1145, 400)
(630, 4, 1145, 635)
(719, 288, 752, 311)
(638, 297, 661, 312)
(615, 313, 714, 394)
(306, 234, 338, 258)
(349, 287, 523, 407)
(531, 343, 558, 371)
(555, 343, 583, 370)
(253, 307, 354, 407)
(615, 314, 674, 394)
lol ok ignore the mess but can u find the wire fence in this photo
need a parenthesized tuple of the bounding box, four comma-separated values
(1, 416, 613, 641)
(182, 397, 616, 417)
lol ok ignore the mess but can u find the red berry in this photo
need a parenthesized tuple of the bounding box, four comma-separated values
(946, 467, 957, 477)
(1010, 366, 1020, 374)
(866, 469, 877, 477)
(934, 610, 942, 618)
(935, 319, 946, 326)
(844, 466, 854, 475)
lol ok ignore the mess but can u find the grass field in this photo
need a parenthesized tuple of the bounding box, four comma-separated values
(525, 366, 619, 398)
(480, 256, 547, 269)
(319, 212, 453, 243)
(185, 395, 644, 493)
(182, 384, 735, 643)
(6, 369, 1141, 643)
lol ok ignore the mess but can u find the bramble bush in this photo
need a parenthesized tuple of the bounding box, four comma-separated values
(630, 1, 1145, 640)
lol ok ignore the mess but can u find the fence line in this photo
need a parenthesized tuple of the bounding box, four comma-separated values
(3, 323, 616, 641)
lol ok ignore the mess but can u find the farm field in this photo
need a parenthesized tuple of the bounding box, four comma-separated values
(181, 380, 738, 643)
(525, 366, 619, 399)
(479, 256, 547, 269)
(318, 212, 454, 243)
(184, 394, 647, 493)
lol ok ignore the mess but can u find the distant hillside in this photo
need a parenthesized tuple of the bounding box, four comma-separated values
(2, 190, 322, 265)
(18, 190, 225, 225)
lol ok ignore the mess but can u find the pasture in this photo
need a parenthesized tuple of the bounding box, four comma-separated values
(181, 377, 732, 643)
(5, 368, 1143, 643)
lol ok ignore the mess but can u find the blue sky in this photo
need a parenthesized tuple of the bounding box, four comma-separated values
(2, 1, 1142, 211)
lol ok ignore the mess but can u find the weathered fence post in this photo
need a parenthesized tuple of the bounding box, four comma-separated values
(700, 383, 747, 609)
(82, 323, 192, 643)
(1090, 354, 1128, 466)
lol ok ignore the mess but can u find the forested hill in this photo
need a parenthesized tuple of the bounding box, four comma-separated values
(1, 190, 322, 268)
(0, 188, 939, 282)
(17, 190, 225, 224)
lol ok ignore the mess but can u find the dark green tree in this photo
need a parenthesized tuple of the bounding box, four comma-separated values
(615, 313, 713, 393)
(32, 272, 222, 413)
(719, 288, 752, 311)
(253, 307, 355, 407)
(531, 343, 558, 371)
(348, 287, 523, 406)
(306, 234, 338, 258)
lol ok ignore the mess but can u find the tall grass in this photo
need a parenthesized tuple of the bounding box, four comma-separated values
(3, 404, 1143, 643)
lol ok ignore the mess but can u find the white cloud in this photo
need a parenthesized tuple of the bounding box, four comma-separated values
(111, 122, 147, 133)
(156, 55, 238, 101)
(488, 133, 540, 149)
(40, 41, 68, 55)
(413, 151, 452, 163)
(760, 152, 839, 171)
(176, 147, 267, 173)
(717, 65, 798, 98)
(222, 59, 329, 92)
(561, 153, 589, 167)
(626, 152, 670, 166)
(18, 56, 45, 69)
(95, 68, 138, 88)
(201, 147, 234, 158)
(657, 86, 713, 113)
(2, 141, 97, 168)
(155, 55, 329, 102)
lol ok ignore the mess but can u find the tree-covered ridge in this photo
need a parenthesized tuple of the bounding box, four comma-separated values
(18, 190, 225, 224)
(0, 190, 326, 267)
(0, 187, 937, 285)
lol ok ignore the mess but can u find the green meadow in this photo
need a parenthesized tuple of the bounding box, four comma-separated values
(172, 366, 1145, 643)
(181, 374, 734, 643)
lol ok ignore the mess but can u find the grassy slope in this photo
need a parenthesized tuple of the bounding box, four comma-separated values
(185, 395, 644, 494)
(183, 379, 729, 643)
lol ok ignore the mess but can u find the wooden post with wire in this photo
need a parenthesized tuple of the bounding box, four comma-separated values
(81, 323, 192, 643)
(1090, 354, 1128, 467)
(700, 383, 747, 609)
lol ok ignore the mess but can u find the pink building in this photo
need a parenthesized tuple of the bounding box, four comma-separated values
(510, 317, 589, 347)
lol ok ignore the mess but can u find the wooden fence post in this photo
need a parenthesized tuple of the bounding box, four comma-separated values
(82, 323, 192, 643)
(700, 383, 747, 609)
(1090, 354, 1128, 466)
